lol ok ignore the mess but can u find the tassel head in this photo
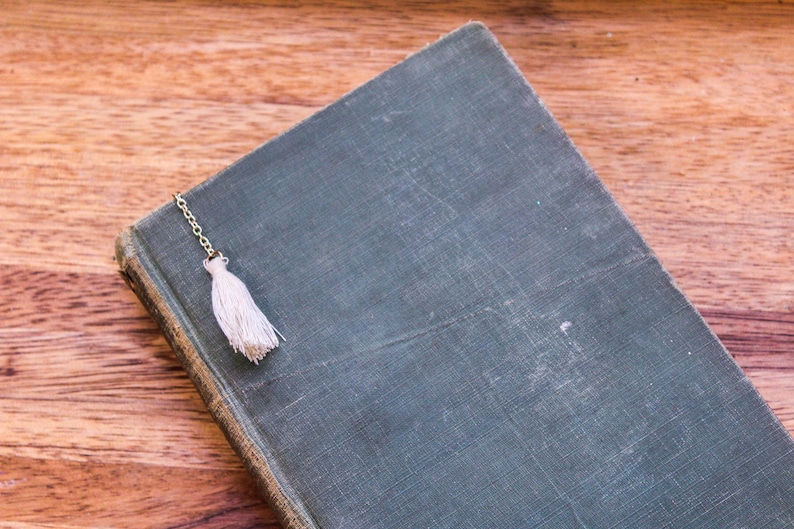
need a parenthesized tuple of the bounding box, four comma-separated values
(204, 254, 279, 364)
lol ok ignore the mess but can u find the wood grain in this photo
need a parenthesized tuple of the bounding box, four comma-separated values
(1, 1, 792, 526)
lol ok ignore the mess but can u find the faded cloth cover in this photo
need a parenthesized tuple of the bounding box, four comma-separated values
(116, 23, 794, 529)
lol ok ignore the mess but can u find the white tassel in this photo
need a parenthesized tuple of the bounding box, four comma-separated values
(203, 254, 280, 365)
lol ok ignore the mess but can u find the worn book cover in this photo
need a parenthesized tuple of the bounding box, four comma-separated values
(116, 23, 794, 528)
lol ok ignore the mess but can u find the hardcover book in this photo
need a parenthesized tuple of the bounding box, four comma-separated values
(116, 23, 794, 528)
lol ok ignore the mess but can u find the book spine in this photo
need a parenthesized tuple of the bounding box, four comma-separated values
(115, 228, 318, 529)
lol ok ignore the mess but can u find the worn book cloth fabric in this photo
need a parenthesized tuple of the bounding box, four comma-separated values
(116, 23, 794, 529)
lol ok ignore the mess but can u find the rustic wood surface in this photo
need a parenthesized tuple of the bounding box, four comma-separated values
(1, 1, 792, 527)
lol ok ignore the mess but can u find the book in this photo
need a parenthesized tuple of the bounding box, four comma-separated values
(116, 22, 794, 528)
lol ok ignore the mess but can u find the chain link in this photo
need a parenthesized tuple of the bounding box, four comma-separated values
(174, 193, 215, 256)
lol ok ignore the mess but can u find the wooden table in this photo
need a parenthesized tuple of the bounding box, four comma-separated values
(2, 2, 792, 527)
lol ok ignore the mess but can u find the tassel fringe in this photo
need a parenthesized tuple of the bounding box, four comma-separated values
(204, 255, 280, 364)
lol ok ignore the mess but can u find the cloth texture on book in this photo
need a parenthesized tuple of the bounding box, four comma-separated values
(118, 23, 794, 529)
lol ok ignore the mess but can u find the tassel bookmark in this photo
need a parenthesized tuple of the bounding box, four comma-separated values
(174, 193, 283, 364)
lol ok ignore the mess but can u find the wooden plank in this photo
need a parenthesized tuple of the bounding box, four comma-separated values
(1, 1, 791, 527)
(0, 456, 278, 528)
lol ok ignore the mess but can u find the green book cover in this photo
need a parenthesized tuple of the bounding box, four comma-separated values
(117, 23, 794, 528)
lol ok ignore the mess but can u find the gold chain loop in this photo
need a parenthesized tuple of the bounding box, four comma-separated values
(174, 193, 215, 256)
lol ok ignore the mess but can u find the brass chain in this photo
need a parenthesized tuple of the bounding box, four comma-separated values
(174, 193, 215, 256)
